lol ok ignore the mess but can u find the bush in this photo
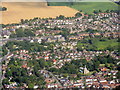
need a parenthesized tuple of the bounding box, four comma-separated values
(56, 15, 65, 19)
(2, 7, 7, 11)
(75, 12, 82, 17)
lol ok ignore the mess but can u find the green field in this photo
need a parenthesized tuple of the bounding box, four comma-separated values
(48, 2, 119, 14)
(70, 2, 119, 14)
(94, 39, 119, 50)
(47, 2, 73, 6)
(77, 38, 119, 50)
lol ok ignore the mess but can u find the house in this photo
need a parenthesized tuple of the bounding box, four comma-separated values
(32, 85, 38, 89)
(73, 83, 83, 87)
(22, 65, 27, 68)
(46, 37, 57, 43)
(53, 59, 57, 64)
(1, 30, 11, 39)
(60, 78, 68, 82)
(45, 78, 55, 83)
(86, 78, 93, 82)
(99, 67, 107, 72)
(47, 84, 58, 88)
(100, 80, 108, 86)
(30, 38, 42, 44)
(44, 56, 49, 60)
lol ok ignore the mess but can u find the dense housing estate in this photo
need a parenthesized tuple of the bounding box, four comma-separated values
(0, 9, 120, 89)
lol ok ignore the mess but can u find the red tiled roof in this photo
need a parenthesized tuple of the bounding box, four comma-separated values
(22, 65, 27, 68)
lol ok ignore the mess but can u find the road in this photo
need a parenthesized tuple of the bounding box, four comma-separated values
(0, 36, 35, 46)
(0, 48, 10, 63)
(0, 48, 10, 82)
(0, 36, 33, 42)
(42, 69, 62, 87)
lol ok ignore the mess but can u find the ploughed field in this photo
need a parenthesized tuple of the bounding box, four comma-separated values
(1, 2, 78, 24)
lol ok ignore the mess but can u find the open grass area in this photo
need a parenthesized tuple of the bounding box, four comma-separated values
(77, 38, 119, 50)
(48, 2, 119, 14)
(94, 39, 119, 50)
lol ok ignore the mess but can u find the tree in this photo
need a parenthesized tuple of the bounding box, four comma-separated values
(99, 10, 102, 13)
(2, 46, 8, 56)
(75, 12, 82, 17)
(70, 2, 74, 5)
(20, 19, 24, 24)
(2, 7, 7, 11)
(56, 15, 65, 19)
(106, 9, 110, 13)
(54, 26, 61, 30)
(5, 70, 12, 77)
(2, 78, 9, 84)
(88, 39, 93, 44)
(86, 28, 96, 33)
(77, 46, 83, 51)
(21, 68, 27, 76)
(49, 68, 58, 72)
(16, 28, 26, 37)
(93, 61, 100, 70)
(93, 10, 99, 14)
(116, 71, 120, 79)
(38, 58, 46, 68)
(60, 29, 68, 39)
(24, 30, 35, 36)
(28, 83, 34, 88)
(60, 63, 78, 74)
(80, 10, 82, 12)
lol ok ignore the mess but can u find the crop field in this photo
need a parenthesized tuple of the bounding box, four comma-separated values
(48, 2, 119, 14)
(1, 2, 78, 24)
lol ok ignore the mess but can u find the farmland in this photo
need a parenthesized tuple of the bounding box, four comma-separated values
(1, 2, 78, 24)
(1, 2, 119, 24)
(48, 2, 119, 14)
(70, 2, 119, 14)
